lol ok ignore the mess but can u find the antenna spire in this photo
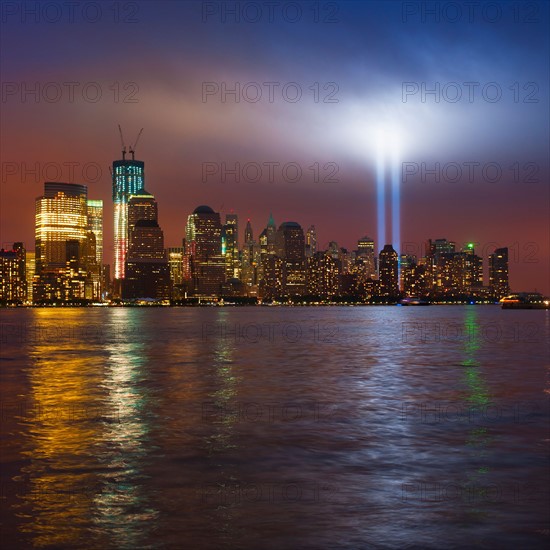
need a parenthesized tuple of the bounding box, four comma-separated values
(129, 128, 144, 160)
(118, 124, 126, 160)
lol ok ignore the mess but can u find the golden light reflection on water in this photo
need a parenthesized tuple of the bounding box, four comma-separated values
(16, 310, 105, 547)
(14, 309, 157, 549)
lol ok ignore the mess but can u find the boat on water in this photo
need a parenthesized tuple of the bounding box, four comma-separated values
(500, 293, 550, 309)
(399, 296, 431, 306)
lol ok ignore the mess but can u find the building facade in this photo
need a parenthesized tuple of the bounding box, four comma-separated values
(0, 244, 26, 303)
(112, 156, 145, 283)
(185, 205, 225, 298)
(122, 192, 170, 301)
(378, 244, 399, 297)
(489, 247, 509, 299)
(34, 182, 100, 302)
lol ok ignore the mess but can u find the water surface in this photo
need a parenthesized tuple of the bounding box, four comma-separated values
(1, 306, 549, 549)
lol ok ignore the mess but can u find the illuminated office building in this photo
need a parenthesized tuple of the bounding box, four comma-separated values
(185, 205, 226, 298)
(123, 219, 170, 300)
(241, 240, 260, 288)
(128, 192, 157, 230)
(25, 250, 35, 303)
(259, 214, 277, 258)
(86, 200, 103, 266)
(123, 191, 170, 300)
(400, 254, 429, 296)
(378, 244, 399, 297)
(356, 236, 376, 279)
(266, 213, 277, 254)
(35, 183, 88, 272)
(462, 243, 483, 289)
(244, 218, 253, 244)
(34, 182, 101, 302)
(0, 243, 26, 303)
(424, 238, 455, 290)
(423, 241, 484, 295)
(305, 225, 317, 258)
(167, 247, 184, 299)
(428, 238, 456, 256)
(222, 213, 240, 279)
(112, 154, 145, 282)
(86, 199, 103, 298)
(33, 183, 102, 302)
(242, 218, 261, 289)
(259, 254, 283, 299)
(489, 247, 509, 299)
(306, 251, 340, 298)
(276, 221, 306, 297)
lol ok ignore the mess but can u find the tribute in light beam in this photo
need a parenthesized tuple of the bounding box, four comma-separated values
(376, 141, 386, 251)
(390, 136, 401, 260)
(373, 125, 403, 259)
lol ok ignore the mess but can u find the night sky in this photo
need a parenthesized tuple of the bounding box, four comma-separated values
(1, 0, 548, 293)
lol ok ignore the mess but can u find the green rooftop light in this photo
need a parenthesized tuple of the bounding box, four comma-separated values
(468, 243, 474, 249)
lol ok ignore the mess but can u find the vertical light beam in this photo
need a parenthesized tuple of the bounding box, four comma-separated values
(391, 144, 400, 258)
(376, 144, 386, 250)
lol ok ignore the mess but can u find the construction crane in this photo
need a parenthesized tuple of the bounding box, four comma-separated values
(118, 124, 126, 160)
(129, 128, 144, 160)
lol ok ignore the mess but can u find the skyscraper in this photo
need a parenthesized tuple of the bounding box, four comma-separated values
(266, 213, 277, 255)
(425, 238, 456, 291)
(25, 250, 35, 303)
(276, 221, 306, 297)
(185, 205, 225, 298)
(222, 213, 239, 279)
(242, 218, 260, 290)
(128, 220, 165, 260)
(259, 214, 277, 258)
(259, 254, 283, 299)
(357, 236, 375, 276)
(244, 218, 253, 244)
(378, 244, 399, 297)
(489, 247, 509, 299)
(124, 220, 170, 297)
(123, 192, 170, 300)
(34, 182, 97, 302)
(128, 192, 158, 230)
(12, 243, 27, 301)
(462, 243, 483, 290)
(86, 200, 103, 266)
(166, 247, 184, 299)
(36, 183, 88, 272)
(428, 238, 456, 256)
(112, 151, 145, 282)
(305, 225, 317, 258)
(354, 236, 376, 290)
(86, 199, 103, 298)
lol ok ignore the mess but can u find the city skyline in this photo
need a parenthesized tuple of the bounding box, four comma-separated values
(0, 172, 523, 304)
(1, 1, 548, 294)
(2, 139, 547, 294)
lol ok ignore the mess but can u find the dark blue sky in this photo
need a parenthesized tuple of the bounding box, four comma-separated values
(1, 1, 548, 291)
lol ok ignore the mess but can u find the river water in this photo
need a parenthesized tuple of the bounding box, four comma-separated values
(1, 306, 549, 549)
